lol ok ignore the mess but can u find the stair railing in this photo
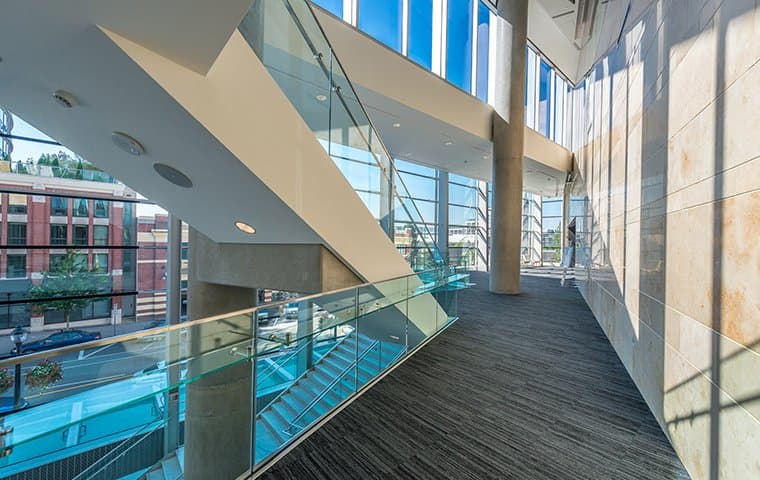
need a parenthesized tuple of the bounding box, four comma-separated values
(283, 339, 380, 436)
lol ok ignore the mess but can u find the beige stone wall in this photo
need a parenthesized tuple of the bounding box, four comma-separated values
(571, 1, 760, 479)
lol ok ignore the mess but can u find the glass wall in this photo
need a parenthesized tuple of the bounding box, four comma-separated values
(541, 196, 563, 264)
(525, 45, 572, 147)
(448, 173, 487, 269)
(357, 0, 403, 51)
(312, 0, 343, 17)
(407, 0, 434, 70)
(394, 159, 438, 268)
(311, 0, 496, 102)
(445, 0, 474, 92)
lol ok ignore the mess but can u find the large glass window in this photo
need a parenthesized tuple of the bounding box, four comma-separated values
(7, 223, 26, 245)
(448, 173, 487, 269)
(408, 0, 434, 69)
(73, 198, 89, 217)
(50, 224, 67, 245)
(6, 255, 26, 278)
(475, 2, 490, 101)
(358, 0, 403, 52)
(542, 197, 563, 264)
(93, 225, 109, 246)
(538, 60, 551, 135)
(51, 196, 68, 216)
(446, 0, 474, 92)
(312, 0, 343, 17)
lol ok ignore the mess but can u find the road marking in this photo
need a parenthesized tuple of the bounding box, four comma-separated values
(66, 401, 83, 447)
(80, 343, 115, 360)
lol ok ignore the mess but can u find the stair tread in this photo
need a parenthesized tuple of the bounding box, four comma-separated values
(176, 447, 184, 471)
(146, 470, 164, 480)
(161, 456, 182, 480)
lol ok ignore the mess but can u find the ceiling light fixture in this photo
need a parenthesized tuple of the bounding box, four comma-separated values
(392, 122, 401, 128)
(111, 131, 145, 156)
(235, 221, 256, 234)
(444, 141, 453, 146)
(154, 163, 193, 188)
(53, 90, 78, 109)
(315, 94, 327, 102)
(483, 155, 489, 160)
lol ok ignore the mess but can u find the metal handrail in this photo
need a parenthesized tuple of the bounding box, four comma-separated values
(0, 265, 459, 368)
(256, 332, 342, 389)
(284, 338, 380, 435)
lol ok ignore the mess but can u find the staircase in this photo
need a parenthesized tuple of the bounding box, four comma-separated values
(255, 332, 404, 463)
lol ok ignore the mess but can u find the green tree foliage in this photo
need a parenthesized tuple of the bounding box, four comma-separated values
(29, 249, 110, 330)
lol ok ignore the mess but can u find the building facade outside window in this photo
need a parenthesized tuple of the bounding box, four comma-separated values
(93, 253, 108, 272)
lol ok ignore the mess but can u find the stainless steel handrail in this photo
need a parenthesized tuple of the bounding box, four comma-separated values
(283, 338, 380, 435)
(0, 266, 458, 368)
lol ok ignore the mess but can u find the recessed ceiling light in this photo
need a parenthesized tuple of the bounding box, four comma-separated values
(392, 122, 401, 128)
(483, 155, 489, 160)
(444, 141, 453, 146)
(154, 163, 193, 188)
(235, 221, 256, 234)
(111, 131, 145, 156)
(316, 94, 327, 102)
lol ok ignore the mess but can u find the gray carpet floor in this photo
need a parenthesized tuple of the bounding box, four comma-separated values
(259, 272, 691, 479)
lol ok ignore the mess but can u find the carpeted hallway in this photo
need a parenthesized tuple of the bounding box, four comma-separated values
(259, 272, 690, 479)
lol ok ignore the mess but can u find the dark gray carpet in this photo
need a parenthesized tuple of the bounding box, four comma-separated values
(260, 273, 691, 480)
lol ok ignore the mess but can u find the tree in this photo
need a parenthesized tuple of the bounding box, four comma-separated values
(30, 249, 110, 330)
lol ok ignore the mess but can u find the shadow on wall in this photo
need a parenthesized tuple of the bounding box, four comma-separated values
(570, 0, 760, 479)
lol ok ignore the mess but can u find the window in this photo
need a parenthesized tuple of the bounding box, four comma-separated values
(73, 198, 89, 217)
(51, 196, 68, 216)
(312, 0, 343, 16)
(73, 225, 89, 245)
(7, 223, 26, 245)
(475, 2, 490, 101)
(408, 0, 434, 69)
(94, 199, 108, 218)
(446, 0, 474, 92)
(358, 0, 403, 52)
(50, 224, 67, 245)
(8, 194, 27, 214)
(93, 253, 108, 273)
(538, 60, 551, 135)
(93, 225, 109, 246)
(6, 255, 26, 278)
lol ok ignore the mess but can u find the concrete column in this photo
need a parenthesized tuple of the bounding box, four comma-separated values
(163, 215, 182, 456)
(436, 170, 449, 263)
(490, 0, 528, 294)
(184, 228, 257, 480)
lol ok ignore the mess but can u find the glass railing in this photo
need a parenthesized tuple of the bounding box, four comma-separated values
(0, 266, 468, 479)
(239, 0, 444, 270)
(0, 160, 118, 184)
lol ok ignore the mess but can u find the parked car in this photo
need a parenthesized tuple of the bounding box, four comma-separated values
(14, 330, 101, 354)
